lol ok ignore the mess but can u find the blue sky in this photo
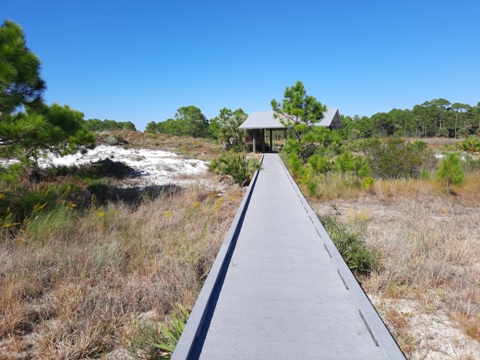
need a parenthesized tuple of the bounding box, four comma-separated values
(2, 0, 479, 130)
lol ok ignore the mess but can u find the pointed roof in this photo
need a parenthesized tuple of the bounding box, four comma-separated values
(239, 108, 342, 129)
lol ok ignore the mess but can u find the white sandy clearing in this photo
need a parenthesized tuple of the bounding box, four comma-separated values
(37, 145, 210, 187)
(371, 295, 480, 360)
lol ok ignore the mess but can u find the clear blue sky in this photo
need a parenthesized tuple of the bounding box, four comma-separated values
(2, 0, 479, 131)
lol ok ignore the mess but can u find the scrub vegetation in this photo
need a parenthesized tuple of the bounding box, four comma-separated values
(271, 82, 480, 358)
(2, 19, 480, 358)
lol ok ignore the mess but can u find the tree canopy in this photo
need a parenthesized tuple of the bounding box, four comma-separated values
(271, 81, 327, 141)
(0, 20, 46, 114)
(152, 105, 209, 138)
(342, 99, 480, 139)
(84, 118, 137, 132)
(0, 20, 95, 169)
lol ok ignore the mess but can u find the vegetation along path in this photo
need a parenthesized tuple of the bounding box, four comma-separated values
(174, 154, 405, 359)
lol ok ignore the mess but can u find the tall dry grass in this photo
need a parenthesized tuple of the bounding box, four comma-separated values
(0, 183, 243, 359)
(312, 173, 480, 359)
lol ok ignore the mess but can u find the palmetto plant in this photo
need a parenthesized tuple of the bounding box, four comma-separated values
(458, 136, 480, 153)
(152, 306, 190, 359)
(219, 114, 248, 150)
(209, 152, 262, 186)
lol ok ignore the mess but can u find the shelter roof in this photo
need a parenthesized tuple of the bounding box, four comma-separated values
(239, 108, 342, 130)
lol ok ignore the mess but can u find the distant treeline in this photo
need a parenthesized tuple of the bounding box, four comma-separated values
(84, 119, 137, 132)
(341, 99, 480, 139)
(146, 99, 480, 142)
(145, 106, 248, 145)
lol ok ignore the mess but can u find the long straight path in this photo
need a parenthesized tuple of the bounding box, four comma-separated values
(185, 154, 403, 359)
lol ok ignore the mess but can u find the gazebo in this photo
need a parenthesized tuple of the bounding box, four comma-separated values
(239, 108, 343, 153)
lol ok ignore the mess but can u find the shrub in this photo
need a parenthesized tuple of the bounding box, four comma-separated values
(281, 138, 301, 155)
(357, 162, 372, 179)
(435, 152, 465, 192)
(362, 138, 436, 179)
(152, 306, 190, 359)
(436, 127, 449, 138)
(318, 214, 378, 275)
(361, 176, 374, 191)
(298, 143, 318, 163)
(458, 136, 480, 153)
(420, 169, 431, 180)
(308, 154, 332, 177)
(457, 127, 470, 138)
(209, 152, 261, 186)
(286, 152, 304, 178)
(335, 151, 355, 176)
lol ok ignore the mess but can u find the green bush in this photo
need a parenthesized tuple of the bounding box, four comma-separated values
(318, 214, 379, 275)
(298, 143, 318, 163)
(420, 169, 431, 180)
(209, 152, 262, 186)
(360, 176, 374, 191)
(458, 136, 480, 153)
(357, 162, 372, 179)
(286, 152, 304, 178)
(307, 154, 332, 177)
(457, 128, 470, 138)
(362, 138, 436, 179)
(335, 151, 355, 176)
(436, 127, 449, 138)
(435, 153, 465, 192)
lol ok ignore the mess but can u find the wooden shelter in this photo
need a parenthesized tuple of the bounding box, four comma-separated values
(239, 108, 343, 153)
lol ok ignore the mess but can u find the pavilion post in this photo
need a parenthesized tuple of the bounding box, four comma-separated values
(269, 129, 273, 152)
(262, 129, 265, 153)
(252, 130, 256, 154)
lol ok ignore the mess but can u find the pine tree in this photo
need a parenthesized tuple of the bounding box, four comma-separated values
(271, 81, 327, 141)
(435, 153, 465, 192)
(0, 21, 95, 171)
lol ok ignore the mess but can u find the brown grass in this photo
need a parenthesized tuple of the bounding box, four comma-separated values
(312, 173, 480, 359)
(0, 183, 244, 358)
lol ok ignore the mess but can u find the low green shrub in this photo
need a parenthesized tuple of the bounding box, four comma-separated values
(458, 136, 480, 153)
(286, 152, 304, 178)
(209, 152, 262, 186)
(436, 127, 449, 138)
(362, 138, 436, 179)
(152, 306, 190, 359)
(436, 152, 465, 192)
(318, 214, 379, 276)
(361, 176, 374, 191)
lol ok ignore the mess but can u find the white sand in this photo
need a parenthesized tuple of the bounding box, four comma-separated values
(37, 145, 209, 187)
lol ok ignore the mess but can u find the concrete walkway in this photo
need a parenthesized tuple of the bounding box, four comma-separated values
(188, 154, 399, 359)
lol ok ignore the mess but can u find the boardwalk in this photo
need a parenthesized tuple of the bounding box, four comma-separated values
(173, 154, 405, 359)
